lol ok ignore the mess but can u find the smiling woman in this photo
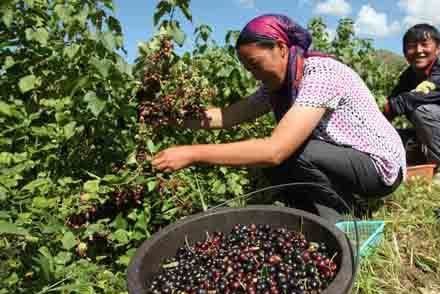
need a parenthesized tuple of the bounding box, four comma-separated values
(237, 41, 289, 92)
(152, 14, 406, 219)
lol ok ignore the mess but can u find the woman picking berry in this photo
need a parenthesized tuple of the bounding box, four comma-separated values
(152, 14, 405, 216)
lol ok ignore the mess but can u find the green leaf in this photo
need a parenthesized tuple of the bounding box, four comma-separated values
(115, 57, 133, 77)
(63, 44, 80, 59)
(22, 178, 51, 193)
(212, 180, 226, 194)
(162, 207, 179, 220)
(103, 0, 114, 11)
(0, 211, 10, 219)
(0, 221, 29, 236)
(167, 22, 185, 46)
(35, 247, 54, 281)
(146, 139, 158, 153)
(112, 229, 129, 245)
(84, 223, 106, 237)
(107, 16, 122, 33)
(3, 56, 14, 70)
(217, 67, 232, 77)
(0, 0, 14, 9)
(84, 91, 106, 117)
(63, 121, 76, 140)
(75, 4, 89, 28)
(24, 0, 34, 8)
(90, 57, 112, 78)
(134, 176, 147, 185)
(25, 28, 33, 41)
(126, 151, 137, 166)
(19, 74, 38, 93)
(70, 76, 88, 96)
(61, 231, 77, 250)
(54, 251, 72, 265)
(102, 174, 120, 184)
(111, 214, 127, 230)
(117, 248, 136, 266)
(32, 197, 49, 209)
(2, 8, 13, 28)
(177, 1, 192, 22)
(54, 4, 69, 20)
(147, 180, 157, 192)
(0, 101, 13, 117)
(100, 31, 116, 52)
(153, 1, 172, 25)
(83, 179, 100, 193)
(58, 177, 80, 186)
(34, 28, 49, 45)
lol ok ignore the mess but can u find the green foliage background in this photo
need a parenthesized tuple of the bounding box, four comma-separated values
(0, 0, 407, 293)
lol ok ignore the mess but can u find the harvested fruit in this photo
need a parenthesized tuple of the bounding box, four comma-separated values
(148, 223, 338, 293)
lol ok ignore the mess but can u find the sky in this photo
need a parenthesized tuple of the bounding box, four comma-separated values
(113, 0, 440, 63)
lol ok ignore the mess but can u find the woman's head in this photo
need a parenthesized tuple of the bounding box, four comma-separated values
(237, 39, 289, 92)
(403, 24, 440, 72)
(236, 14, 311, 92)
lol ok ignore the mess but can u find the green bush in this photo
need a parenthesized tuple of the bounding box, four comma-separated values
(0, 1, 403, 292)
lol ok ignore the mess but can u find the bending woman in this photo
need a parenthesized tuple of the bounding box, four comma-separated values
(152, 14, 406, 217)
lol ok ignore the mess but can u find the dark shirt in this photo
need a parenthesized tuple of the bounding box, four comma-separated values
(386, 57, 440, 118)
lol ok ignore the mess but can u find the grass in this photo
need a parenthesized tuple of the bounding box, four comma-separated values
(354, 178, 440, 294)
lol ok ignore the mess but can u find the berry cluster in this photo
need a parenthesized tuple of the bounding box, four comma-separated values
(136, 39, 172, 99)
(75, 233, 108, 258)
(138, 97, 207, 128)
(135, 37, 215, 128)
(66, 185, 145, 229)
(148, 224, 338, 294)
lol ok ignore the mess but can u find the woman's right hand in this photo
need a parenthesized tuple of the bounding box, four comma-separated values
(151, 145, 196, 172)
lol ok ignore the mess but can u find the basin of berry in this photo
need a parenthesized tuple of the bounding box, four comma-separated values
(148, 223, 338, 294)
(127, 206, 354, 294)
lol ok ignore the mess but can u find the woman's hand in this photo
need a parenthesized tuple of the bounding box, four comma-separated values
(151, 146, 195, 172)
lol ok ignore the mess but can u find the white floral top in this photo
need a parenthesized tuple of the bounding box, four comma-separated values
(249, 57, 406, 185)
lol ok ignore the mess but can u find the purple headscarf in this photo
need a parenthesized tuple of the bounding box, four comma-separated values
(237, 14, 330, 121)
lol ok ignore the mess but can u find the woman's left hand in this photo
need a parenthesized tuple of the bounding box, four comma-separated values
(151, 146, 195, 172)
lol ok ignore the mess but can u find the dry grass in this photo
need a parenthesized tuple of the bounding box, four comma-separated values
(354, 178, 440, 294)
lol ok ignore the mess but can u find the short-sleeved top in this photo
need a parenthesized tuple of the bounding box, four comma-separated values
(249, 56, 406, 185)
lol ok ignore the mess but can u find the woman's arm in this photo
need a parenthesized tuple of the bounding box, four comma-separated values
(183, 97, 271, 129)
(152, 105, 326, 171)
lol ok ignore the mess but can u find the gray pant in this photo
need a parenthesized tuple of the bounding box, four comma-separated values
(409, 104, 440, 164)
(263, 140, 402, 217)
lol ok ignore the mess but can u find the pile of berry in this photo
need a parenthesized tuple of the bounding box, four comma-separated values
(148, 224, 338, 293)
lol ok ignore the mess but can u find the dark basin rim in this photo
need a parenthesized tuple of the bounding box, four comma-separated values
(127, 205, 355, 294)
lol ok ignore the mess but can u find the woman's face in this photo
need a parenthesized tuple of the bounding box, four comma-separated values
(238, 42, 289, 92)
(404, 36, 440, 73)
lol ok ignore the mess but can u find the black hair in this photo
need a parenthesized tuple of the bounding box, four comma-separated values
(403, 23, 440, 52)
(235, 33, 277, 50)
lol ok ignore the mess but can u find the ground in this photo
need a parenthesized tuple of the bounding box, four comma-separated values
(355, 178, 440, 294)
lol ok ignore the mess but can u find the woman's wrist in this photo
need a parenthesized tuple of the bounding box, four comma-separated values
(187, 145, 201, 164)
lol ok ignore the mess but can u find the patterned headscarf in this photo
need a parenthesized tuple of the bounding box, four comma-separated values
(237, 14, 330, 121)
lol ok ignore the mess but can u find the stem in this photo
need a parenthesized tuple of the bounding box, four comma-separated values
(184, 235, 194, 253)
(36, 276, 71, 294)
(170, 7, 175, 22)
(194, 173, 207, 211)
(205, 231, 210, 242)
